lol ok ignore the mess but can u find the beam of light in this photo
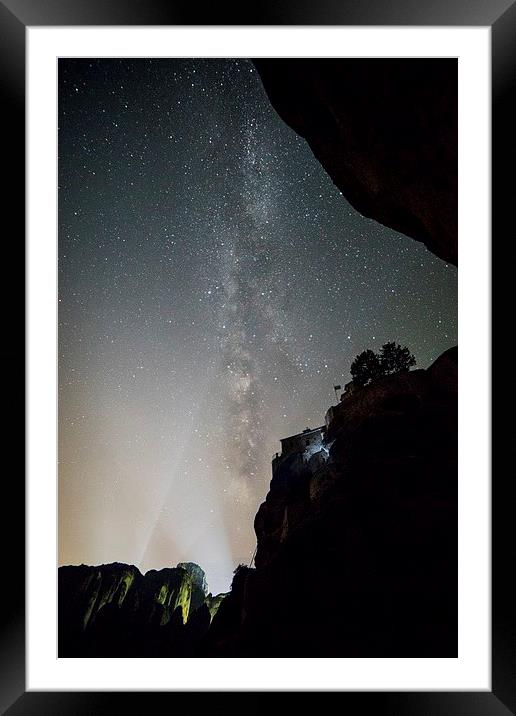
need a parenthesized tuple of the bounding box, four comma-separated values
(136, 367, 235, 594)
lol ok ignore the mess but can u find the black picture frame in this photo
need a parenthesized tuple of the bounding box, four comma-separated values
(2, 0, 504, 711)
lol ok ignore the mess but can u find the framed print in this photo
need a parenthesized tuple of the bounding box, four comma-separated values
(1, 0, 506, 711)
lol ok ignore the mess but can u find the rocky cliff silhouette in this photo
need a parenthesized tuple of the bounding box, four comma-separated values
(202, 347, 457, 656)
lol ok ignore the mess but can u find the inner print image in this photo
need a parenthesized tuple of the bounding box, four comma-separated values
(58, 58, 457, 657)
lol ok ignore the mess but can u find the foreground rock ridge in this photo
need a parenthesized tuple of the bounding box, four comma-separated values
(59, 347, 457, 657)
(252, 59, 458, 265)
(58, 561, 226, 657)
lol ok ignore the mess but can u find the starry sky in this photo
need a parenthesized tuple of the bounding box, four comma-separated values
(58, 59, 457, 595)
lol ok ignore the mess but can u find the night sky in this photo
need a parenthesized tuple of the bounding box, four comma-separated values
(58, 59, 457, 594)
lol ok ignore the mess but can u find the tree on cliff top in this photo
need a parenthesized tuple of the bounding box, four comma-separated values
(350, 342, 416, 387)
(350, 349, 382, 387)
(379, 341, 416, 375)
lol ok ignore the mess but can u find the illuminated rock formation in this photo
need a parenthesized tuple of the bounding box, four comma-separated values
(58, 561, 225, 656)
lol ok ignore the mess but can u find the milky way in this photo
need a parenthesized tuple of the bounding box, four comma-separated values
(58, 59, 457, 593)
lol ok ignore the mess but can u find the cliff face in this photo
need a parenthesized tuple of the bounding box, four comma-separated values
(204, 347, 457, 656)
(253, 59, 457, 265)
(58, 561, 226, 657)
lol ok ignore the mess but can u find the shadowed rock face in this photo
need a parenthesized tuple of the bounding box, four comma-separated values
(58, 562, 226, 657)
(253, 59, 457, 265)
(203, 347, 457, 657)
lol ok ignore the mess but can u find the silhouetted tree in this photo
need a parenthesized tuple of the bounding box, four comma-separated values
(350, 349, 382, 386)
(350, 343, 416, 387)
(379, 342, 416, 375)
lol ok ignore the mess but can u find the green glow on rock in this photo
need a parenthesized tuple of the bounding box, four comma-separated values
(157, 584, 168, 605)
(173, 573, 192, 624)
(118, 572, 135, 605)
